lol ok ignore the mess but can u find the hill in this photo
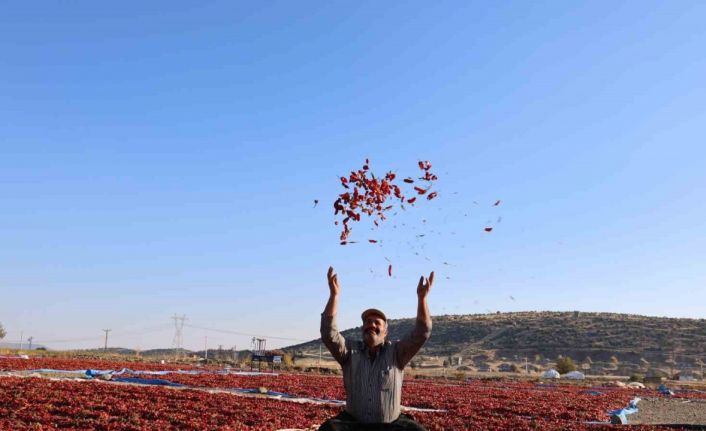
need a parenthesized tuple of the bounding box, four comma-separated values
(285, 311, 706, 375)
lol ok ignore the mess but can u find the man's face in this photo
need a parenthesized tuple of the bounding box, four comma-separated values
(362, 315, 387, 348)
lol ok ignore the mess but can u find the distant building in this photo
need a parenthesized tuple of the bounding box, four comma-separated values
(677, 372, 700, 382)
(498, 363, 514, 372)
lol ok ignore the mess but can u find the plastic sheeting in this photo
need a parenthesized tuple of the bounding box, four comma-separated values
(31, 368, 87, 375)
(658, 384, 675, 396)
(564, 371, 585, 380)
(541, 369, 560, 379)
(28, 368, 207, 378)
(87, 368, 202, 377)
(608, 397, 640, 424)
(232, 388, 298, 398)
(113, 377, 185, 387)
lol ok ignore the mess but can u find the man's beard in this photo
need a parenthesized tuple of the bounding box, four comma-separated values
(364, 328, 382, 345)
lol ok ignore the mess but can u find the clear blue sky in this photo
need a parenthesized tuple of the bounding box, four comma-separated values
(1, 1, 705, 351)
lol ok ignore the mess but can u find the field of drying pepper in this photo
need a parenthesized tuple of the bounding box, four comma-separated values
(0, 357, 696, 430)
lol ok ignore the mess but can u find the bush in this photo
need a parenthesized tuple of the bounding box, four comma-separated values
(556, 356, 577, 374)
(629, 373, 644, 383)
(0, 323, 5, 340)
(282, 353, 294, 368)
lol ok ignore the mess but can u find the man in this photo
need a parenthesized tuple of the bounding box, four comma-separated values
(319, 266, 433, 431)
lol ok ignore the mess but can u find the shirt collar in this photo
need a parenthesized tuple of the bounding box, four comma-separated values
(362, 340, 390, 354)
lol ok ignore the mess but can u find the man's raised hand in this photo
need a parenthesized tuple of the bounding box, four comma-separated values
(327, 266, 340, 297)
(417, 271, 434, 299)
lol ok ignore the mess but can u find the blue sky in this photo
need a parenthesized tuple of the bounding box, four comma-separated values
(1, 1, 705, 351)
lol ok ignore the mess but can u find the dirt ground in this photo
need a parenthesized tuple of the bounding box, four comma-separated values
(629, 397, 706, 425)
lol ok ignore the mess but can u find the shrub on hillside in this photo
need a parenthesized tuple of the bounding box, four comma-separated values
(629, 373, 644, 383)
(556, 356, 577, 374)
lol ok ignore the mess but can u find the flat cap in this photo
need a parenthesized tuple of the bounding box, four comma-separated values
(361, 308, 387, 322)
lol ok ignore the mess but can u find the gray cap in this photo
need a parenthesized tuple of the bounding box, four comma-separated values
(361, 308, 387, 322)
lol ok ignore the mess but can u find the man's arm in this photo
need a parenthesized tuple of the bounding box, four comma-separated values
(320, 266, 349, 365)
(395, 272, 434, 369)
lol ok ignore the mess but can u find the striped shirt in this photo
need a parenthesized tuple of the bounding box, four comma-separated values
(320, 313, 432, 423)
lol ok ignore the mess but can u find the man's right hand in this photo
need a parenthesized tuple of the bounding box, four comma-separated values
(327, 266, 340, 297)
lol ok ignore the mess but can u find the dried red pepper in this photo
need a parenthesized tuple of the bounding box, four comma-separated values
(333, 159, 438, 243)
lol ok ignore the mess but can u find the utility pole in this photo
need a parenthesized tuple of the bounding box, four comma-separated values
(318, 342, 322, 373)
(28, 337, 34, 350)
(525, 357, 529, 374)
(19, 331, 23, 350)
(204, 335, 208, 361)
(102, 329, 111, 351)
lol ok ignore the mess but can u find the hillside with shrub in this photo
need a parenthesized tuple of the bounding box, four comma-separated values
(287, 311, 706, 375)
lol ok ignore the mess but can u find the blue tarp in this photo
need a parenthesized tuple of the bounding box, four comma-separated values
(25, 368, 278, 377)
(658, 384, 675, 396)
(113, 377, 185, 387)
(608, 397, 640, 424)
(28, 368, 205, 378)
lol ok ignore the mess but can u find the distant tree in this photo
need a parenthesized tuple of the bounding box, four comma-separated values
(443, 359, 450, 368)
(0, 323, 5, 340)
(282, 353, 294, 369)
(629, 373, 644, 383)
(665, 357, 677, 377)
(556, 356, 577, 374)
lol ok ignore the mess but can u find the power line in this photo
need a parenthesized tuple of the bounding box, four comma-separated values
(184, 323, 309, 343)
(30, 324, 174, 344)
